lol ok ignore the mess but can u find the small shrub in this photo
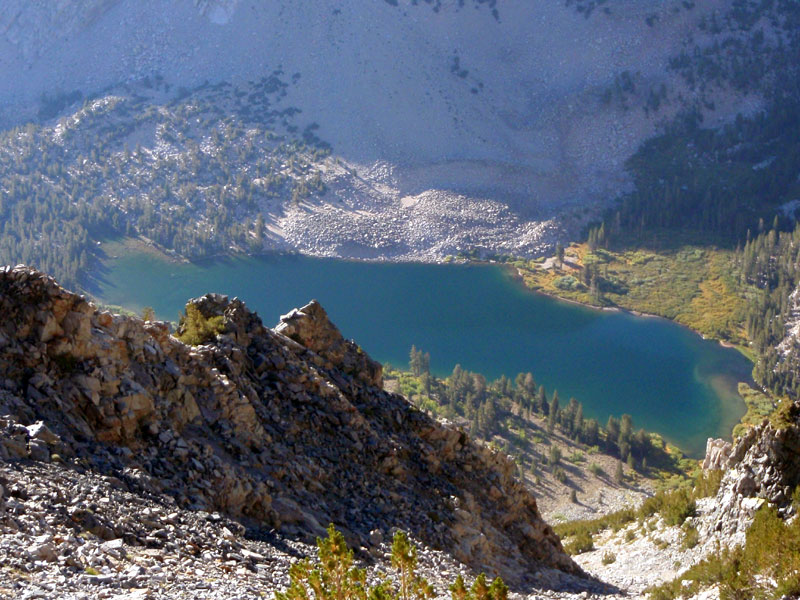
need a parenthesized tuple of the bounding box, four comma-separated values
(653, 538, 670, 550)
(681, 524, 699, 550)
(588, 462, 604, 477)
(639, 488, 695, 526)
(549, 445, 562, 466)
(614, 461, 624, 483)
(625, 529, 636, 543)
(660, 489, 696, 527)
(554, 275, 581, 291)
(563, 531, 594, 555)
(176, 303, 225, 345)
(554, 508, 636, 541)
(694, 470, 723, 498)
(792, 484, 800, 512)
(391, 531, 434, 600)
(450, 573, 508, 600)
(601, 551, 617, 565)
(569, 451, 585, 464)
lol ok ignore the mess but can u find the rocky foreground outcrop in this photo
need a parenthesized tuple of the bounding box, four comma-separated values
(0, 265, 583, 594)
(699, 404, 800, 542)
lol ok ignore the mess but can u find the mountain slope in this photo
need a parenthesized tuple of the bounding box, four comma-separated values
(0, 265, 584, 591)
(0, 0, 759, 214)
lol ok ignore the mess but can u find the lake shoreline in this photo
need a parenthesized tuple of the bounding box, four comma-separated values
(504, 265, 753, 362)
(98, 239, 749, 364)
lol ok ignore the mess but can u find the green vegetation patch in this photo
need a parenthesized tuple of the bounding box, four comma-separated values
(176, 303, 225, 345)
(733, 383, 776, 438)
(648, 505, 800, 600)
(516, 236, 749, 346)
(556, 478, 713, 556)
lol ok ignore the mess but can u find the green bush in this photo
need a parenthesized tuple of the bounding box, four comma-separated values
(549, 445, 562, 466)
(554, 275, 581, 291)
(694, 470, 723, 498)
(276, 525, 507, 600)
(553, 508, 636, 539)
(660, 489, 696, 527)
(568, 451, 585, 464)
(176, 303, 225, 345)
(588, 462, 604, 477)
(648, 505, 800, 599)
(681, 524, 699, 550)
(639, 488, 695, 526)
(563, 530, 594, 555)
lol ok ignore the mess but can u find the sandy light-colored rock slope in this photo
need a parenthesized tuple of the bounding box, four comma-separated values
(0, 0, 757, 222)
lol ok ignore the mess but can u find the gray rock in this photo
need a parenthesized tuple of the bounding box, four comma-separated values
(369, 529, 383, 547)
(0, 265, 582, 590)
(26, 422, 60, 445)
(30, 542, 57, 562)
(28, 439, 50, 462)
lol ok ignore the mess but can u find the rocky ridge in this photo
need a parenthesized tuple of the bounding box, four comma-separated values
(0, 265, 592, 597)
(575, 407, 800, 596)
(698, 406, 800, 544)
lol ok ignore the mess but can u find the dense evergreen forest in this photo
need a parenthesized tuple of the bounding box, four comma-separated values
(741, 224, 800, 398)
(611, 0, 800, 239)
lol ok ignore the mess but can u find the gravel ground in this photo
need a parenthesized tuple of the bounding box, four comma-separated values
(0, 459, 621, 600)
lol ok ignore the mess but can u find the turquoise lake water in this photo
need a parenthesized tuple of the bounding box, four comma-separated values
(91, 250, 753, 457)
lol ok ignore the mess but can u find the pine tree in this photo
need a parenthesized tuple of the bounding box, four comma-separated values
(391, 532, 434, 600)
(409, 345, 420, 376)
(536, 385, 548, 415)
(573, 404, 584, 441)
(547, 391, 559, 433)
(275, 524, 370, 600)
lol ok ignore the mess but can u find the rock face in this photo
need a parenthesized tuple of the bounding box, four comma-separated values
(700, 405, 800, 540)
(0, 265, 579, 584)
(701, 437, 732, 471)
(276, 300, 383, 388)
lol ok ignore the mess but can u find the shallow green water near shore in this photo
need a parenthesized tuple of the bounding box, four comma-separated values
(91, 249, 752, 457)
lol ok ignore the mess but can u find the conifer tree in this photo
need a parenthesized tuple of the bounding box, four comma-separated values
(391, 532, 434, 600)
(547, 391, 560, 433)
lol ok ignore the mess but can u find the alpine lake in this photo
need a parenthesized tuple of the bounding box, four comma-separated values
(90, 242, 754, 458)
